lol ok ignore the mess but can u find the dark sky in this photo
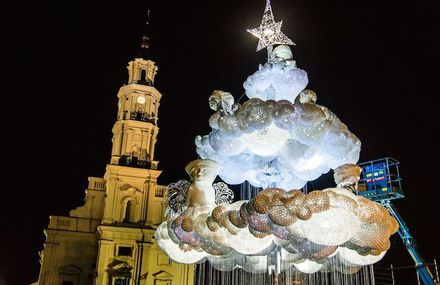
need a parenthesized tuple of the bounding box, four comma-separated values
(1, 0, 439, 284)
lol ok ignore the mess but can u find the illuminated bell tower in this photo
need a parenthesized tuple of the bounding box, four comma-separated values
(95, 24, 194, 285)
(110, 36, 160, 170)
(102, 33, 163, 227)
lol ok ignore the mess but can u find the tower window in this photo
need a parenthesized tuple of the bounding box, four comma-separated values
(140, 69, 147, 82)
(114, 278, 128, 285)
(123, 200, 133, 223)
(117, 246, 133, 257)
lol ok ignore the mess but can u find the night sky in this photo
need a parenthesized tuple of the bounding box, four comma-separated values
(1, 0, 439, 284)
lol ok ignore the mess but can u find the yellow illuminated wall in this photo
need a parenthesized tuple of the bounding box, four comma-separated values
(35, 56, 194, 285)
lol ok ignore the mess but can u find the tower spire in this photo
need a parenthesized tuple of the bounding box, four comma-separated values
(138, 9, 151, 59)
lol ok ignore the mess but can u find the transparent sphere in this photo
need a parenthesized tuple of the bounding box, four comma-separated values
(242, 255, 269, 273)
(209, 112, 221, 129)
(299, 202, 361, 246)
(243, 62, 308, 103)
(208, 252, 244, 271)
(218, 115, 242, 136)
(219, 153, 260, 185)
(241, 124, 289, 156)
(157, 237, 207, 264)
(338, 247, 386, 266)
(292, 259, 323, 274)
(209, 130, 245, 157)
(226, 227, 274, 255)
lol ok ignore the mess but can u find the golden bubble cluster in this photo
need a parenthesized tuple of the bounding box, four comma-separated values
(157, 187, 399, 270)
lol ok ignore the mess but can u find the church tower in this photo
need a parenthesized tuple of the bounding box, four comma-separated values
(101, 33, 162, 228)
(35, 16, 194, 285)
(94, 23, 195, 285)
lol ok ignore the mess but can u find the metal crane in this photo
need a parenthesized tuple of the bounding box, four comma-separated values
(357, 158, 436, 285)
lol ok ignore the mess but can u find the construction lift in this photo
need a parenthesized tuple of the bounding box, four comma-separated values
(357, 158, 437, 285)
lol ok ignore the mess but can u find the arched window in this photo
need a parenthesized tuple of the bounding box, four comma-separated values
(123, 200, 133, 223)
(140, 69, 147, 82)
(131, 145, 139, 166)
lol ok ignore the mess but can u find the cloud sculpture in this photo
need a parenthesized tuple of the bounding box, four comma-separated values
(195, 46, 360, 189)
(155, 187, 398, 274)
(196, 94, 361, 189)
(157, 45, 398, 275)
(243, 60, 308, 103)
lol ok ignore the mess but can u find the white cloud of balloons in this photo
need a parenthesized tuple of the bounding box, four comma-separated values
(156, 46, 398, 275)
(195, 50, 361, 189)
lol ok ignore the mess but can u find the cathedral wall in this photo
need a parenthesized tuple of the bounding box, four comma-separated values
(38, 228, 97, 285)
(94, 226, 194, 285)
(142, 243, 195, 285)
(35, 52, 195, 285)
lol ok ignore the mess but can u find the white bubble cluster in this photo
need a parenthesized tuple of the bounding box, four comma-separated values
(243, 61, 308, 102)
(195, 48, 360, 189)
(156, 45, 398, 275)
(196, 96, 361, 189)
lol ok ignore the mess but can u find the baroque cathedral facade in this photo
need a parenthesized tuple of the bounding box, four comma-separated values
(35, 36, 195, 285)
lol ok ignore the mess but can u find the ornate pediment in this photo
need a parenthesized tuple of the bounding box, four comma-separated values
(120, 183, 142, 194)
(58, 264, 82, 274)
(108, 260, 133, 273)
(152, 270, 174, 280)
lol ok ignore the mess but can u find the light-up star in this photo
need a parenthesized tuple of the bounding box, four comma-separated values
(247, 0, 295, 51)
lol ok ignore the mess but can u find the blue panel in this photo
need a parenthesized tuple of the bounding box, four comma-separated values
(363, 162, 388, 190)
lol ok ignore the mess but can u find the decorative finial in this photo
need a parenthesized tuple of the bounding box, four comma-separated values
(138, 9, 151, 59)
(247, 0, 294, 52)
(140, 9, 151, 49)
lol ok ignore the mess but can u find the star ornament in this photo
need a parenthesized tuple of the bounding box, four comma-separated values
(247, 0, 295, 52)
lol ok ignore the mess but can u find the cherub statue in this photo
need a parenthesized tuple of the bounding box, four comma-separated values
(165, 159, 234, 217)
(269, 45, 296, 66)
(185, 159, 220, 207)
(334, 163, 362, 192)
(209, 90, 238, 115)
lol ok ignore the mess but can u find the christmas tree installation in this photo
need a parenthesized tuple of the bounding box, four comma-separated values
(155, 1, 398, 283)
